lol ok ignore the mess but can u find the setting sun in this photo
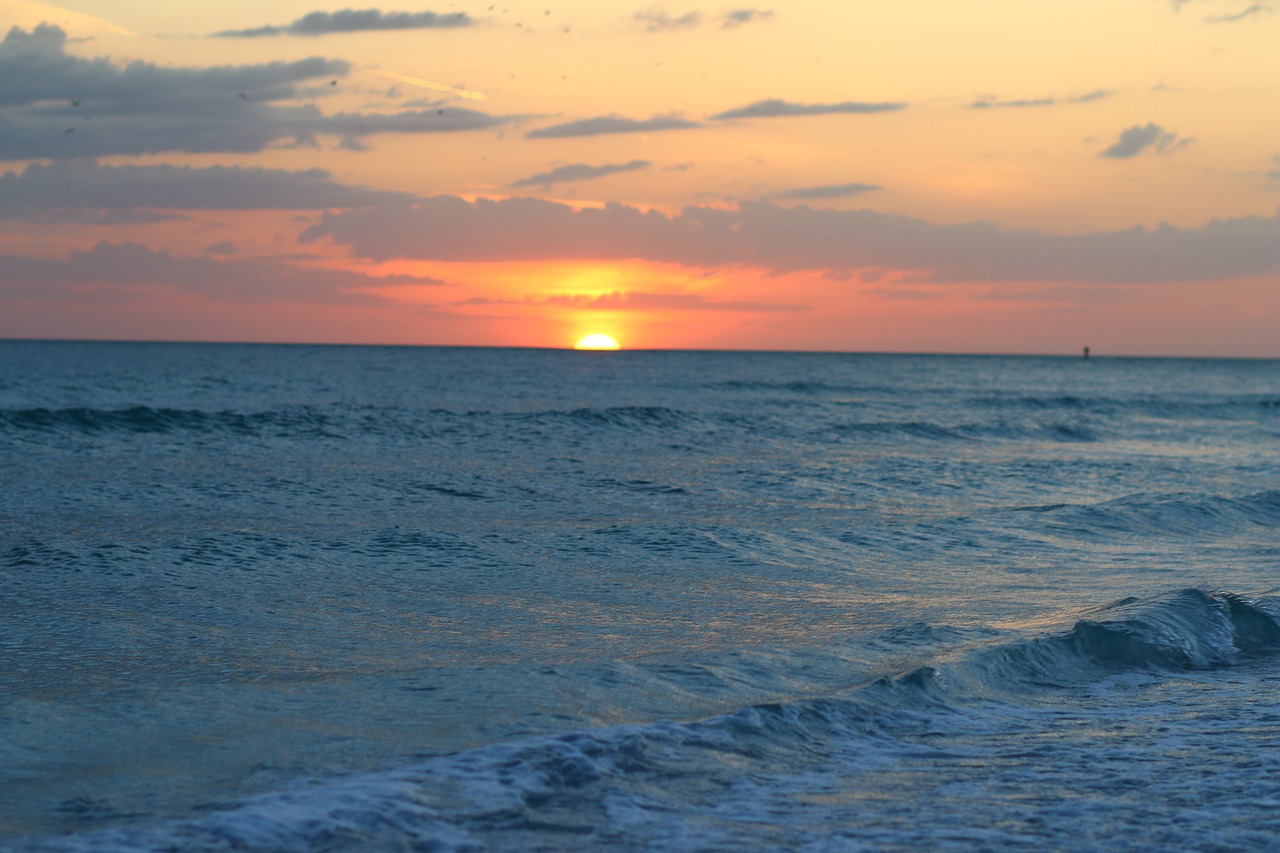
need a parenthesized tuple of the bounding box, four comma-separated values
(574, 333, 621, 350)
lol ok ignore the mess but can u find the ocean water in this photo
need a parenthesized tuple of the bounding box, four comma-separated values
(1, 340, 1277, 851)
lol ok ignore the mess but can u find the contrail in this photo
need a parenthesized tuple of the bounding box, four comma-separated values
(100, 21, 144, 37)
(376, 69, 487, 101)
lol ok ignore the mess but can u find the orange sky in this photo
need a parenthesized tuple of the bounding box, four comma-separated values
(0, 0, 1277, 354)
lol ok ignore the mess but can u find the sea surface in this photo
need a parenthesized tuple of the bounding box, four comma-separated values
(1, 341, 1277, 851)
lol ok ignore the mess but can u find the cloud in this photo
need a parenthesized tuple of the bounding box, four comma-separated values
(1206, 3, 1273, 21)
(301, 195, 1280, 284)
(547, 291, 804, 311)
(970, 98, 1054, 110)
(1170, 0, 1277, 20)
(0, 162, 418, 217)
(0, 241, 444, 304)
(0, 24, 346, 107)
(461, 290, 803, 312)
(865, 287, 940, 301)
(632, 9, 702, 32)
(1071, 89, 1114, 104)
(775, 182, 882, 200)
(216, 9, 473, 37)
(22, 208, 188, 225)
(721, 9, 774, 28)
(510, 160, 651, 188)
(0, 25, 508, 160)
(1099, 123, 1191, 158)
(526, 113, 701, 138)
(969, 285, 1140, 305)
(970, 90, 1113, 109)
(631, 7, 773, 31)
(711, 99, 907, 120)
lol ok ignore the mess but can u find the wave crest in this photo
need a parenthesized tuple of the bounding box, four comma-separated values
(0, 406, 339, 438)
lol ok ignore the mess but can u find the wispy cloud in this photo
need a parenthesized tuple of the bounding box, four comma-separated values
(459, 291, 804, 312)
(712, 99, 906, 120)
(1072, 89, 1114, 103)
(775, 182, 882, 200)
(510, 160, 652, 188)
(1099, 123, 1191, 158)
(632, 7, 773, 31)
(1170, 0, 1276, 21)
(1205, 3, 1274, 21)
(970, 90, 1113, 110)
(721, 9, 774, 28)
(216, 8, 472, 38)
(970, 98, 1055, 110)
(527, 114, 701, 138)
(544, 290, 804, 312)
(632, 9, 702, 32)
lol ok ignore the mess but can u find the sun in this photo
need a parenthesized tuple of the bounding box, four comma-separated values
(574, 333, 621, 351)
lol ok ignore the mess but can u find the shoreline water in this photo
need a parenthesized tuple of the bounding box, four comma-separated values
(3, 342, 1276, 849)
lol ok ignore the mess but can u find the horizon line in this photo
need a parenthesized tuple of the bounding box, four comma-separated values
(1, 336, 1275, 361)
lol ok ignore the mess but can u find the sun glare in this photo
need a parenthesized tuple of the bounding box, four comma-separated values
(575, 333, 621, 350)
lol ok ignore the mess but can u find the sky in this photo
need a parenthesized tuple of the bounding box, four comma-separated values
(0, 0, 1277, 354)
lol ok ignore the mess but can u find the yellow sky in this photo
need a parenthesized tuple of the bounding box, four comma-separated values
(23, 0, 1276, 224)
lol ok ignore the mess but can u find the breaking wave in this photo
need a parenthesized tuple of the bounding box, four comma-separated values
(21, 588, 1278, 852)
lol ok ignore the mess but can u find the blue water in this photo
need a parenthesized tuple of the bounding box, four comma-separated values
(1, 341, 1277, 851)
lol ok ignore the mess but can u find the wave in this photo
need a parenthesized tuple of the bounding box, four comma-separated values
(0, 406, 1105, 449)
(707, 379, 903, 396)
(704, 382, 1278, 422)
(827, 420, 971, 441)
(0, 405, 717, 444)
(1008, 489, 1280, 538)
(19, 588, 1277, 852)
(0, 406, 341, 439)
(937, 588, 1279, 699)
(821, 417, 1102, 444)
(969, 393, 1280, 420)
(504, 405, 704, 434)
(5, 395, 1269, 450)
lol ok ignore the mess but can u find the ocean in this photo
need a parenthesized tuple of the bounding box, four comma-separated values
(1, 340, 1277, 851)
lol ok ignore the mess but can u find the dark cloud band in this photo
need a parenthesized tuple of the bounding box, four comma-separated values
(0, 25, 508, 159)
(527, 114, 701, 138)
(0, 242, 444, 305)
(712, 99, 906, 120)
(510, 160, 652, 188)
(301, 195, 1280, 284)
(776, 182, 881, 200)
(216, 9, 473, 38)
(0, 162, 418, 215)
